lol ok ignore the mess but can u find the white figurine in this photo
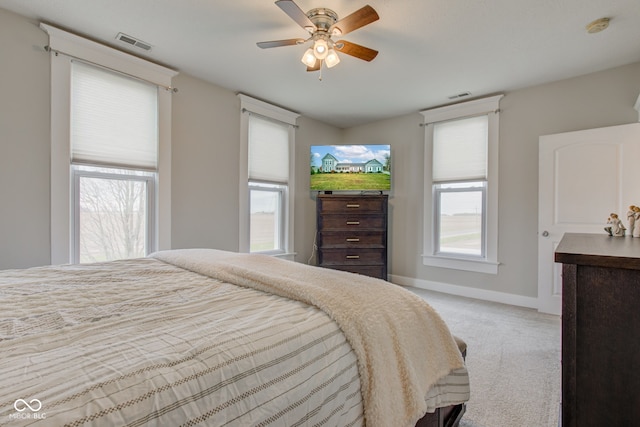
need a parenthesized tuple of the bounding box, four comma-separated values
(605, 213, 626, 237)
(634, 206, 640, 238)
(627, 205, 636, 236)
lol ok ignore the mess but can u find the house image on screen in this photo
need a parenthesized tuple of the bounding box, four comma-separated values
(321, 153, 384, 173)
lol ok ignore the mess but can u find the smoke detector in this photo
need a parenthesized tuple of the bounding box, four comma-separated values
(116, 32, 152, 51)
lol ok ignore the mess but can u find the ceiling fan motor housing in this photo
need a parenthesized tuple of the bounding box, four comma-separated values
(306, 8, 339, 34)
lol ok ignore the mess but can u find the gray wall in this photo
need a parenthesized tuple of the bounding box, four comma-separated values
(1, 7, 639, 304)
(0, 9, 50, 269)
(293, 116, 343, 261)
(322, 64, 640, 300)
(170, 73, 242, 252)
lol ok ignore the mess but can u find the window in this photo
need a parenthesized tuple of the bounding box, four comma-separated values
(73, 166, 155, 263)
(247, 114, 289, 255)
(249, 183, 285, 252)
(69, 61, 158, 263)
(420, 95, 503, 274)
(239, 94, 299, 257)
(435, 181, 485, 256)
(43, 23, 177, 264)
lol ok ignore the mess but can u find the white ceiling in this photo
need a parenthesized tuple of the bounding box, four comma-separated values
(2, 0, 639, 128)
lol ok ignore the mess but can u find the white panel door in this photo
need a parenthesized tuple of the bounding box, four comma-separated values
(538, 123, 640, 315)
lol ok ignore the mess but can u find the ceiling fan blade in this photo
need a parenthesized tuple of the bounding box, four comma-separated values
(257, 38, 305, 49)
(307, 58, 321, 72)
(335, 40, 378, 61)
(329, 5, 379, 36)
(275, 0, 316, 32)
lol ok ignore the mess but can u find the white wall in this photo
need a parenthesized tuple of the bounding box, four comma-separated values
(1, 7, 639, 307)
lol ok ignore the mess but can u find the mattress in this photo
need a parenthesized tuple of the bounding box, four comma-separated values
(0, 250, 469, 426)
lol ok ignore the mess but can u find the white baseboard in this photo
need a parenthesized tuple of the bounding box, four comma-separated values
(389, 274, 539, 310)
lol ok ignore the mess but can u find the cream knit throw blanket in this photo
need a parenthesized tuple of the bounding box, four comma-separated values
(152, 249, 467, 427)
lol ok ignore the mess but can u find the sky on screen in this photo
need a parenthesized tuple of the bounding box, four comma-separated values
(310, 145, 390, 167)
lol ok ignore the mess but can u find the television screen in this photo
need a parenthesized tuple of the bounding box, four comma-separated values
(310, 144, 391, 192)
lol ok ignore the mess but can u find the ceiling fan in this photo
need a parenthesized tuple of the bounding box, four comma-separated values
(257, 0, 379, 73)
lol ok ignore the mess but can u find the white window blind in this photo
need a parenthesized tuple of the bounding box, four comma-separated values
(71, 61, 159, 170)
(433, 115, 488, 182)
(248, 115, 289, 183)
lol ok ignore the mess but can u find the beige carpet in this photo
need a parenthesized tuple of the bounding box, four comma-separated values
(405, 287, 561, 427)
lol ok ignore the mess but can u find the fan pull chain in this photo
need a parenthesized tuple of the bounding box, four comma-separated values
(318, 60, 323, 81)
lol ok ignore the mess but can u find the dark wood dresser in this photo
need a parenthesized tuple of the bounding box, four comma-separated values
(554, 233, 640, 427)
(316, 194, 388, 280)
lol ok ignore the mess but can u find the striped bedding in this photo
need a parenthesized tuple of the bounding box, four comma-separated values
(0, 250, 469, 426)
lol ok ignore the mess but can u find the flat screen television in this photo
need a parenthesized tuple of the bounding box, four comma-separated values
(310, 144, 391, 192)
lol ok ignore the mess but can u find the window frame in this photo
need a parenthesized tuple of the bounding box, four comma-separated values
(248, 182, 286, 254)
(420, 95, 503, 274)
(43, 23, 177, 264)
(433, 181, 487, 258)
(71, 165, 156, 263)
(238, 94, 299, 258)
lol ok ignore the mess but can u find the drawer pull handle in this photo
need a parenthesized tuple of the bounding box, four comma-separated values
(346, 255, 360, 259)
(346, 204, 360, 208)
(346, 221, 360, 225)
(346, 238, 360, 242)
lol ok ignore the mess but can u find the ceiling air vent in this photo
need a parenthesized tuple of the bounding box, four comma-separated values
(116, 32, 152, 51)
(448, 92, 471, 100)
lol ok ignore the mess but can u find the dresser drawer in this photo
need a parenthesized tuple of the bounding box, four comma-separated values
(318, 214, 385, 230)
(318, 231, 385, 248)
(319, 248, 385, 266)
(318, 197, 387, 214)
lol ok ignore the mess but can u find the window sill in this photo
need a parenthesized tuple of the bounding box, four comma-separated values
(422, 254, 499, 274)
(251, 251, 297, 262)
(272, 252, 296, 261)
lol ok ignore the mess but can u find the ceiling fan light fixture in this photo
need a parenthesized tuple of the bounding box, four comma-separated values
(301, 48, 317, 67)
(313, 39, 329, 59)
(258, 1, 380, 74)
(325, 49, 340, 68)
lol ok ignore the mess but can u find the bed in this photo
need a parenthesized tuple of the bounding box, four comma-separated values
(0, 249, 469, 426)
